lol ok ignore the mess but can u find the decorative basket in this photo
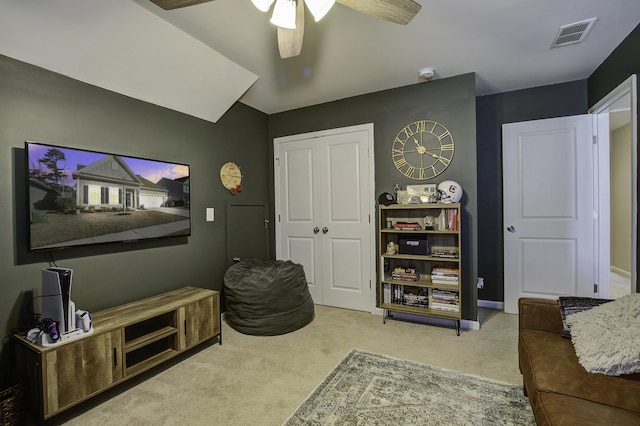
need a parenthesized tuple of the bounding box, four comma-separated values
(0, 370, 25, 426)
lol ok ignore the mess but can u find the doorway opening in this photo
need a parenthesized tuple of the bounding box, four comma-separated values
(590, 75, 638, 299)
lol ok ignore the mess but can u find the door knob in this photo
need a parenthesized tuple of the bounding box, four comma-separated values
(313, 227, 320, 234)
(507, 225, 516, 233)
(322, 227, 329, 234)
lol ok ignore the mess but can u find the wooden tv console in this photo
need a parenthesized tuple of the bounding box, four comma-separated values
(13, 286, 221, 421)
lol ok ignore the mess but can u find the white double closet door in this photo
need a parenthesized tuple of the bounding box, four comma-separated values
(274, 124, 375, 312)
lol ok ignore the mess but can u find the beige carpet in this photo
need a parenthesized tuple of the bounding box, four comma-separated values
(49, 305, 521, 425)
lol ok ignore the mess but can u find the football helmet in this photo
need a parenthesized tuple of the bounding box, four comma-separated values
(437, 180, 463, 203)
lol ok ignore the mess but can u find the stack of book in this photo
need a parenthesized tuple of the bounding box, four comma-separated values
(392, 221, 421, 231)
(401, 286, 429, 307)
(430, 246, 459, 258)
(431, 289, 460, 312)
(444, 208, 459, 231)
(392, 267, 420, 282)
(430, 267, 459, 285)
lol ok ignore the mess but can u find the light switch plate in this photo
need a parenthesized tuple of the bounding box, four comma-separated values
(206, 208, 214, 222)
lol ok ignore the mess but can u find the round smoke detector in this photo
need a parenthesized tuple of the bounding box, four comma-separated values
(418, 67, 435, 80)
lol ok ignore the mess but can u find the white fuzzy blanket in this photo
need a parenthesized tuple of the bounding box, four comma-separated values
(566, 293, 640, 376)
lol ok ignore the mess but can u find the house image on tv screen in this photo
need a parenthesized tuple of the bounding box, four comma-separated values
(73, 155, 169, 210)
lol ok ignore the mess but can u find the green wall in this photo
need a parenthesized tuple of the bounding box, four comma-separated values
(268, 73, 478, 321)
(0, 55, 269, 362)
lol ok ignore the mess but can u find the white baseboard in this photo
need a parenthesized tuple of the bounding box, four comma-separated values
(611, 266, 632, 278)
(478, 299, 504, 310)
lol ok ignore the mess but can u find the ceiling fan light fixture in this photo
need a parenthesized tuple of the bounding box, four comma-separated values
(270, 0, 297, 29)
(251, 0, 275, 13)
(304, 0, 335, 22)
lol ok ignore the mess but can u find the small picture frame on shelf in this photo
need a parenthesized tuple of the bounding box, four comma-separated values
(396, 190, 409, 204)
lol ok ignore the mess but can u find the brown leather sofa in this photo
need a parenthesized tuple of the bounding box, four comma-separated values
(518, 297, 640, 425)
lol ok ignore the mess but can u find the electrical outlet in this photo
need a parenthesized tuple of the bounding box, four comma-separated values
(206, 207, 214, 222)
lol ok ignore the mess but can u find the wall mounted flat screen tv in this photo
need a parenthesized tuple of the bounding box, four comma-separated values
(26, 141, 191, 251)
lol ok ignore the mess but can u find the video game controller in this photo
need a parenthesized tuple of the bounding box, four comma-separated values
(40, 318, 59, 342)
(76, 310, 92, 332)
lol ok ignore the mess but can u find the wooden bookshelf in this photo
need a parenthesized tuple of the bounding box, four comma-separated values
(379, 203, 461, 334)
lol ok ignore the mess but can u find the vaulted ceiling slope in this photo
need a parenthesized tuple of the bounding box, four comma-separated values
(1, 1, 639, 121)
(0, 0, 257, 123)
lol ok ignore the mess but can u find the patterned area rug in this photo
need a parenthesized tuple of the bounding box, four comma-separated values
(283, 349, 534, 425)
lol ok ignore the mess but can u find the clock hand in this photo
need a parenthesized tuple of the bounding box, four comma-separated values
(413, 138, 428, 154)
(420, 147, 441, 158)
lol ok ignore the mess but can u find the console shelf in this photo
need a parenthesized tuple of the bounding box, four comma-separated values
(126, 348, 179, 377)
(14, 286, 221, 421)
(125, 325, 178, 352)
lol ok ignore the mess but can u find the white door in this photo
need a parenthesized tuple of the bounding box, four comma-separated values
(275, 124, 375, 312)
(503, 115, 594, 314)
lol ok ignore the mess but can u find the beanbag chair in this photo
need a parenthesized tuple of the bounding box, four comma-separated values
(223, 259, 314, 335)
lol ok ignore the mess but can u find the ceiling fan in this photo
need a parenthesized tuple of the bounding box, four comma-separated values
(149, 0, 422, 58)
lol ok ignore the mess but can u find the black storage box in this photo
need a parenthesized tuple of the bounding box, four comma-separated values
(398, 237, 429, 255)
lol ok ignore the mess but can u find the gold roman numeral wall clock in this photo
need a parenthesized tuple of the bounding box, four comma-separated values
(392, 120, 455, 180)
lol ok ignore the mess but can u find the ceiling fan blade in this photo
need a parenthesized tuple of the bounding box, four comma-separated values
(336, 0, 421, 25)
(149, 0, 215, 10)
(277, 0, 305, 58)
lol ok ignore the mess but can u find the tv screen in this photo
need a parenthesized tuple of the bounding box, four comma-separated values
(26, 141, 191, 251)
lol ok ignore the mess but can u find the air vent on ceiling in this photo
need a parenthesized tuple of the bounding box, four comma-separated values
(551, 17, 597, 48)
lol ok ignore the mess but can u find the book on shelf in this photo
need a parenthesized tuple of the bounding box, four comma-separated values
(432, 289, 459, 297)
(431, 303, 460, 312)
(432, 266, 460, 274)
(431, 266, 459, 285)
(401, 293, 429, 307)
(431, 271, 459, 276)
(392, 221, 421, 230)
(383, 284, 391, 304)
(399, 286, 429, 308)
(431, 291, 459, 298)
(431, 278, 460, 285)
(430, 244, 459, 258)
(392, 266, 420, 282)
(445, 208, 459, 231)
(431, 252, 459, 258)
(389, 284, 429, 306)
(393, 275, 421, 282)
(430, 274, 458, 280)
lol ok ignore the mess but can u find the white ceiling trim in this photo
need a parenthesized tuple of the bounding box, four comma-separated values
(0, 0, 257, 123)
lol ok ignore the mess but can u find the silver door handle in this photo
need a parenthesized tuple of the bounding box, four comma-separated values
(313, 227, 320, 234)
(322, 227, 329, 234)
(507, 225, 516, 233)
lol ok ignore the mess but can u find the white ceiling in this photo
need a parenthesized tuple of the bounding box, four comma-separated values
(2, 1, 638, 122)
(135, 0, 640, 114)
